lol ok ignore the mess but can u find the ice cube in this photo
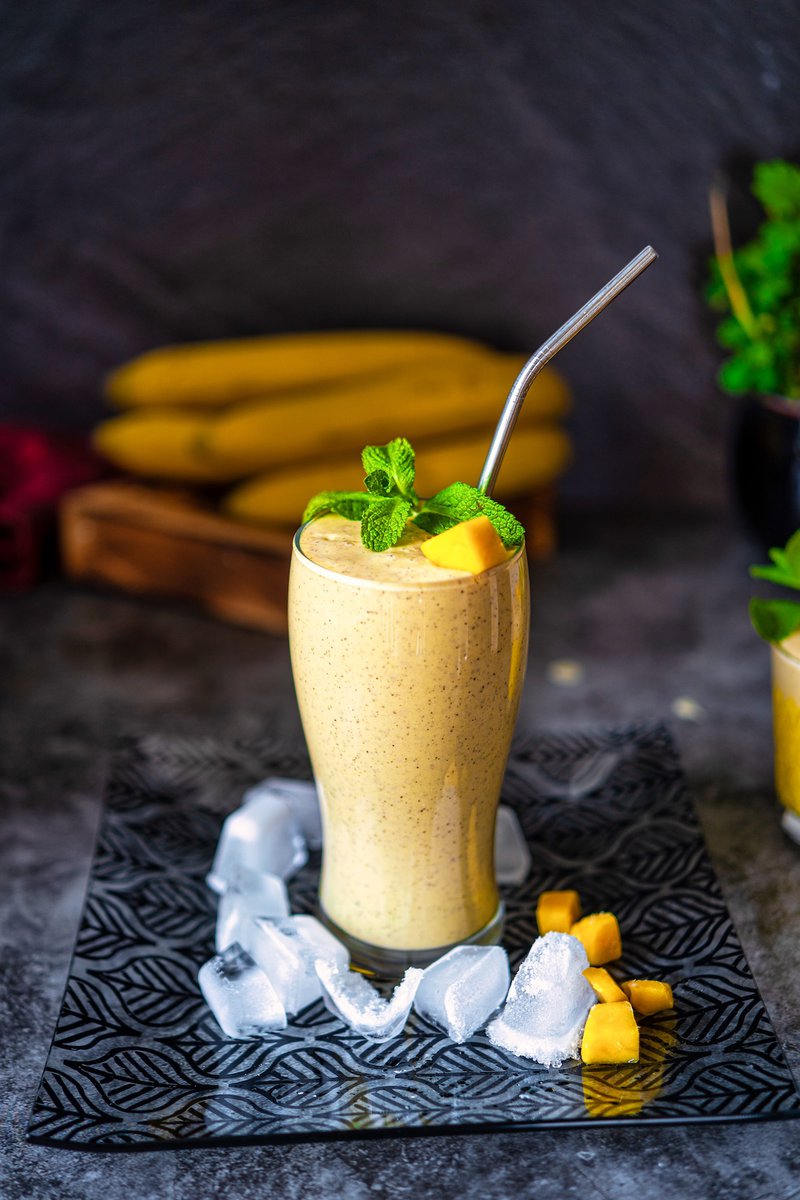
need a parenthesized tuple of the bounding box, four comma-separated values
(414, 945, 510, 1043)
(316, 961, 423, 1041)
(198, 943, 287, 1038)
(207, 792, 307, 893)
(215, 870, 290, 953)
(239, 914, 348, 1015)
(495, 805, 531, 885)
(246, 777, 322, 850)
(487, 932, 595, 1067)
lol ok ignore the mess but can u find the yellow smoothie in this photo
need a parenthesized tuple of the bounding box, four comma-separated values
(288, 514, 529, 963)
(772, 631, 800, 814)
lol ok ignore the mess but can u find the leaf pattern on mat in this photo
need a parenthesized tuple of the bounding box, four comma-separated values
(26, 725, 800, 1148)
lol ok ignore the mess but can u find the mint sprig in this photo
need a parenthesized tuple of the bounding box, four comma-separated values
(413, 481, 525, 548)
(301, 436, 525, 553)
(749, 530, 800, 642)
(362, 497, 414, 551)
(362, 439, 417, 501)
(302, 491, 374, 523)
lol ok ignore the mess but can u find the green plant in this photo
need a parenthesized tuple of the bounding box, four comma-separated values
(303, 436, 524, 552)
(706, 160, 800, 399)
(749, 529, 800, 642)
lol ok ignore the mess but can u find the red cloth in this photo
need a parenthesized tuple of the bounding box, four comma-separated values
(0, 426, 107, 589)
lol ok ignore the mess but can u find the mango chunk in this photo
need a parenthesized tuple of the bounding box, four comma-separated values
(570, 912, 622, 965)
(420, 515, 511, 574)
(583, 967, 626, 1004)
(536, 889, 581, 935)
(582, 1013, 677, 1115)
(581, 1001, 639, 1065)
(621, 979, 674, 1016)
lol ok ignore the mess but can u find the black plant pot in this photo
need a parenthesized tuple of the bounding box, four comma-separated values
(733, 395, 800, 549)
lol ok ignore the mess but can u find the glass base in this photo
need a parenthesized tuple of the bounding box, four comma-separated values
(781, 807, 800, 845)
(319, 902, 505, 978)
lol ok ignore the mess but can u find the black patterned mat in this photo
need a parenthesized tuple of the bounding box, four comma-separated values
(27, 725, 800, 1149)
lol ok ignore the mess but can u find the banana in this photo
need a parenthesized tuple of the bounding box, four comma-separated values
(224, 424, 572, 528)
(202, 358, 568, 476)
(94, 360, 570, 483)
(104, 330, 502, 409)
(92, 411, 230, 482)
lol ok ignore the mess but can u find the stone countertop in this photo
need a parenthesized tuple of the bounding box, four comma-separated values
(2, 511, 799, 1200)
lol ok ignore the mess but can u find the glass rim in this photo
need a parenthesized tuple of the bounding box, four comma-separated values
(292, 520, 526, 591)
(771, 638, 800, 668)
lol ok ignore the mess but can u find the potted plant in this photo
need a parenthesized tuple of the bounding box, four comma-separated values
(706, 159, 800, 545)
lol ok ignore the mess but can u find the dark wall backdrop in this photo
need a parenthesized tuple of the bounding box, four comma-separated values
(2, 1, 799, 508)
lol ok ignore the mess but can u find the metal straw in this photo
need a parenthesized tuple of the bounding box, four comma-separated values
(477, 245, 658, 494)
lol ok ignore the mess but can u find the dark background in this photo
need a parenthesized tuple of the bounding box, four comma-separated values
(2, 0, 798, 508)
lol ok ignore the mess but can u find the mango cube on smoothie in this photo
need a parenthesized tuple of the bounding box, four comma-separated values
(583, 966, 626, 1003)
(581, 1000, 639, 1064)
(570, 912, 622, 965)
(421, 515, 510, 574)
(536, 889, 581, 934)
(621, 979, 674, 1015)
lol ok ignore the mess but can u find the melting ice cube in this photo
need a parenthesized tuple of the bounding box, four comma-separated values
(487, 932, 595, 1067)
(215, 869, 290, 953)
(495, 805, 532, 885)
(198, 943, 287, 1038)
(207, 792, 307, 893)
(414, 945, 510, 1043)
(246, 777, 322, 850)
(316, 961, 423, 1041)
(238, 914, 348, 1015)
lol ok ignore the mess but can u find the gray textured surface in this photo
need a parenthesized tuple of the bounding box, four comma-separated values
(2, 2, 800, 508)
(2, 510, 800, 1198)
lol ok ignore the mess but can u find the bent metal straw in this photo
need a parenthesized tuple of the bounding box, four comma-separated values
(478, 246, 658, 495)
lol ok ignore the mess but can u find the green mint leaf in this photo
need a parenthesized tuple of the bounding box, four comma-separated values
(364, 469, 392, 496)
(785, 530, 800, 577)
(750, 532, 800, 590)
(750, 564, 800, 591)
(361, 444, 390, 475)
(716, 316, 750, 350)
(412, 511, 460, 538)
(769, 548, 792, 571)
(749, 597, 800, 643)
(718, 358, 753, 395)
(302, 490, 378, 524)
(361, 497, 413, 552)
(386, 437, 416, 498)
(361, 438, 417, 500)
(415, 482, 524, 548)
(752, 160, 800, 221)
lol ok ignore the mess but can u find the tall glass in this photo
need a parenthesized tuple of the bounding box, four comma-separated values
(288, 515, 530, 974)
(771, 634, 800, 827)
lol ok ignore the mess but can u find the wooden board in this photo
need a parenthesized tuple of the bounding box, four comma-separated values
(60, 482, 293, 634)
(60, 481, 555, 634)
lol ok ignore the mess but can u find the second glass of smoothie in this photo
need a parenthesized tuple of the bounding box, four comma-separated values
(288, 513, 529, 974)
(772, 632, 800, 817)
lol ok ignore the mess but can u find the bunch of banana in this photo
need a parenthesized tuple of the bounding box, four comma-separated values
(94, 330, 573, 527)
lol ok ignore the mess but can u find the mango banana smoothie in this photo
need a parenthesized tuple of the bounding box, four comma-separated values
(289, 514, 529, 970)
(772, 631, 800, 814)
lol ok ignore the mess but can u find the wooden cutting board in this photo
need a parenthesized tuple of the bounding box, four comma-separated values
(60, 481, 555, 634)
